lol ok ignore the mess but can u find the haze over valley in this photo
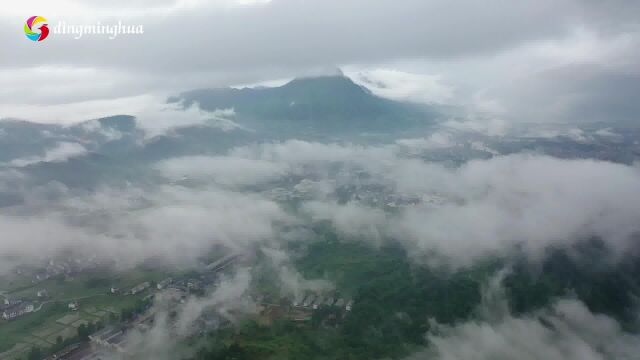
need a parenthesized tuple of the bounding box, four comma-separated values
(2, 1, 640, 359)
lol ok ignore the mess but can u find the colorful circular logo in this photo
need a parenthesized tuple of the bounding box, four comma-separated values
(24, 16, 49, 42)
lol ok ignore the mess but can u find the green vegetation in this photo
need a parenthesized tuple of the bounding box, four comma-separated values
(7, 267, 169, 301)
(192, 238, 499, 360)
(0, 266, 167, 357)
(4, 235, 639, 360)
(504, 242, 640, 329)
(193, 233, 640, 360)
(177, 75, 433, 135)
(0, 302, 67, 354)
(21, 319, 105, 360)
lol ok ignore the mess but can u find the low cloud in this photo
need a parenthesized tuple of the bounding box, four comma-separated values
(396, 132, 456, 153)
(348, 68, 454, 104)
(0, 183, 291, 272)
(121, 268, 255, 360)
(175, 268, 254, 334)
(302, 201, 387, 246)
(392, 155, 640, 264)
(156, 155, 287, 187)
(442, 118, 509, 137)
(2, 137, 640, 273)
(134, 103, 241, 139)
(9, 142, 88, 167)
(1, 94, 242, 140)
(261, 247, 334, 300)
(409, 273, 640, 360)
(225, 140, 640, 265)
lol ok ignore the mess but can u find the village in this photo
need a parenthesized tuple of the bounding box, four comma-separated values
(52, 291, 355, 360)
(0, 254, 223, 360)
(0, 253, 354, 360)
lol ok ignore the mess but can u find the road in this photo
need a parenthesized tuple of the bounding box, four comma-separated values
(33, 294, 109, 312)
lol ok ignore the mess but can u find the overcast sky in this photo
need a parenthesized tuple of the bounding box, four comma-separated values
(1, 0, 639, 124)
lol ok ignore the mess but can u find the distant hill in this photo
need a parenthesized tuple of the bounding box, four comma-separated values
(0, 115, 142, 163)
(172, 75, 437, 135)
(0, 75, 437, 167)
(0, 75, 439, 189)
(0, 114, 258, 189)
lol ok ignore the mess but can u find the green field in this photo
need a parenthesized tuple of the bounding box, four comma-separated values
(0, 266, 170, 356)
(0, 303, 68, 356)
(6, 268, 170, 301)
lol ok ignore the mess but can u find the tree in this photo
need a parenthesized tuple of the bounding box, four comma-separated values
(78, 323, 89, 341)
(108, 312, 118, 323)
(86, 321, 96, 335)
(27, 347, 42, 360)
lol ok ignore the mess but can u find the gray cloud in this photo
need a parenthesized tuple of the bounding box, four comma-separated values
(486, 63, 640, 124)
(2, 0, 639, 126)
(0, 0, 582, 72)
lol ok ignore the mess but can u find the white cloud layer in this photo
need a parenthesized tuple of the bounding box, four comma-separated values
(151, 139, 640, 266)
(410, 274, 640, 360)
(0, 184, 290, 271)
(348, 69, 454, 104)
(9, 142, 88, 166)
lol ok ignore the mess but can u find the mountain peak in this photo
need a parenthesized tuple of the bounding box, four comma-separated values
(173, 74, 433, 134)
(279, 74, 372, 98)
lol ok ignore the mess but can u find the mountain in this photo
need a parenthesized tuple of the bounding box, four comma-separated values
(0, 120, 62, 162)
(172, 75, 437, 135)
(0, 116, 142, 163)
(1, 75, 437, 166)
(0, 75, 440, 189)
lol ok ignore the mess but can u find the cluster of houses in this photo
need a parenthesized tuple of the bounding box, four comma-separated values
(129, 281, 151, 295)
(105, 277, 202, 313)
(29, 257, 104, 283)
(157, 276, 205, 293)
(1, 289, 53, 321)
(108, 277, 205, 298)
(33, 261, 73, 282)
(334, 183, 442, 209)
(293, 294, 354, 312)
(1, 295, 81, 321)
(1, 298, 35, 321)
(112, 281, 159, 296)
(88, 327, 129, 354)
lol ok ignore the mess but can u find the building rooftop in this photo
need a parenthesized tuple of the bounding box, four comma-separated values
(89, 327, 123, 343)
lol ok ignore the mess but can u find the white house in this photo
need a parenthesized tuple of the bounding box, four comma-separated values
(345, 300, 353, 312)
(129, 282, 150, 295)
(156, 278, 173, 290)
(2, 302, 34, 320)
(68, 301, 79, 311)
